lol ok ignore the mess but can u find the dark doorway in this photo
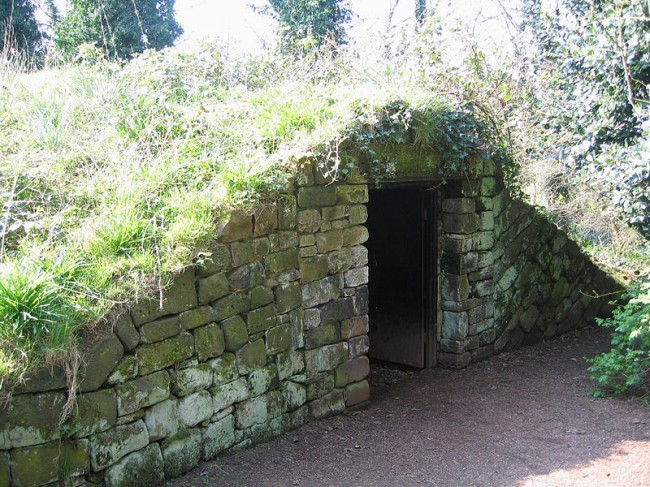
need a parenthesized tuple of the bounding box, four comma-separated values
(366, 186, 436, 368)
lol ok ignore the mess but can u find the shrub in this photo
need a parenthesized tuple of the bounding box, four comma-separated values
(589, 279, 650, 398)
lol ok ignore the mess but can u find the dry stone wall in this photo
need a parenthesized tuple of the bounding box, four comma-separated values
(437, 159, 621, 368)
(0, 171, 371, 486)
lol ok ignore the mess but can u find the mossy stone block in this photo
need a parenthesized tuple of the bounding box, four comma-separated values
(306, 373, 335, 401)
(274, 282, 302, 314)
(320, 298, 355, 324)
(0, 452, 8, 487)
(213, 293, 251, 321)
(137, 333, 194, 376)
(230, 241, 255, 267)
(341, 315, 369, 339)
(236, 339, 266, 375)
(144, 398, 180, 442)
(282, 381, 307, 411)
(442, 213, 480, 234)
(13, 362, 66, 394)
(116, 370, 170, 416)
(178, 390, 213, 427)
(197, 272, 230, 305)
(301, 276, 342, 308)
(80, 335, 124, 393)
(170, 363, 213, 396)
(250, 286, 274, 309)
(327, 249, 352, 275)
(139, 315, 180, 344)
(349, 335, 370, 358)
(266, 324, 292, 355)
(322, 204, 349, 220)
(212, 378, 250, 411)
(345, 380, 370, 407)
(209, 353, 238, 386)
(161, 428, 201, 479)
(0, 391, 65, 449)
(335, 185, 369, 204)
(222, 315, 249, 352)
(130, 269, 197, 325)
(248, 365, 279, 396)
(11, 440, 89, 487)
(305, 323, 340, 349)
(297, 209, 321, 233)
(276, 350, 305, 380)
(104, 443, 164, 487)
(315, 229, 343, 253)
(264, 249, 299, 277)
(254, 205, 278, 236)
(193, 322, 225, 362)
(89, 420, 149, 471)
(245, 304, 277, 334)
(349, 205, 367, 225)
(195, 241, 231, 277)
(73, 389, 118, 438)
(441, 272, 471, 301)
(342, 226, 369, 246)
(308, 389, 345, 419)
(277, 195, 297, 230)
(297, 186, 336, 207)
(202, 415, 236, 460)
(107, 355, 138, 385)
(305, 343, 349, 375)
(235, 395, 268, 429)
(179, 305, 218, 331)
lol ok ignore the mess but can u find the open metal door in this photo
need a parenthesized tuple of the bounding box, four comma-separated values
(367, 186, 436, 368)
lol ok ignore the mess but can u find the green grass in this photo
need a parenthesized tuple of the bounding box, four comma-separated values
(1, 42, 498, 388)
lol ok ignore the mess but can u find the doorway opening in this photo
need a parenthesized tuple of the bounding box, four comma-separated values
(366, 185, 437, 368)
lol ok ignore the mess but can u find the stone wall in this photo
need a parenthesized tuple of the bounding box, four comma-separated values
(436, 159, 620, 368)
(0, 171, 371, 486)
(0, 155, 620, 486)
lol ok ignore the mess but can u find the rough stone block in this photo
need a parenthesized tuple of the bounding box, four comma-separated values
(342, 226, 369, 246)
(441, 252, 479, 275)
(442, 311, 469, 340)
(438, 351, 471, 369)
(161, 428, 201, 479)
(245, 304, 278, 334)
(72, 389, 117, 438)
(307, 373, 335, 400)
(195, 242, 231, 277)
(236, 339, 267, 374)
(302, 276, 342, 308)
(250, 286, 274, 309)
(116, 370, 170, 416)
(0, 391, 65, 449)
(179, 306, 217, 331)
(309, 389, 345, 419)
(480, 211, 495, 231)
(471, 344, 495, 362)
(203, 415, 236, 460)
(275, 282, 302, 313)
(137, 333, 194, 376)
(350, 245, 368, 268)
(349, 205, 368, 225)
(441, 338, 466, 353)
(320, 298, 355, 324)
(282, 381, 307, 411)
(107, 355, 138, 385)
(278, 230, 299, 249)
(221, 315, 249, 352)
(216, 210, 253, 243)
(496, 266, 518, 293)
(0, 452, 8, 487)
(345, 380, 370, 407)
(10, 440, 89, 487)
(474, 231, 496, 253)
(89, 420, 149, 471)
(209, 353, 239, 386)
(80, 335, 124, 393)
(178, 390, 213, 427)
(266, 323, 292, 355)
(212, 378, 250, 411)
(265, 249, 299, 277)
(336, 185, 369, 204)
(213, 293, 251, 321)
(353, 285, 369, 315)
(139, 315, 180, 344)
(316, 229, 344, 253)
(344, 266, 368, 287)
(197, 272, 230, 305)
(442, 235, 474, 253)
(248, 365, 279, 396)
(300, 255, 329, 283)
(130, 269, 197, 325)
(297, 208, 321, 233)
(276, 351, 305, 380)
(442, 198, 475, 214)
(442, 213, 480, 234)
(235, 395, 269, 429)
(253, 205, 278, 236)
(194, 322, 225, 361)
(114, 313, 140, 352)
(348, 335, 370, 358)
(441, 274, 470, 302)
(144, 398, 180, 442)
(298, 186, 336, 207)
(227, 262, 265, 291)
(305, 323, 340, 349)
(103, 443, 164, 487)
(341, 315, 369, 339)
(305, 343, 348, 374)
(520, 306, 540, 333)
(322, 204, 349, 220)
(277, 195, 297, 230)
(335, 356, 369, 387)
(170, 363, 213, 396)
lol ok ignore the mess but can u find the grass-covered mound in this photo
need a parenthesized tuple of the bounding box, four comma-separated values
(0, 43, 494, 389)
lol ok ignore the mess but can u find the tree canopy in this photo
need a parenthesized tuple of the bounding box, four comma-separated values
(0, 0, 42, 60)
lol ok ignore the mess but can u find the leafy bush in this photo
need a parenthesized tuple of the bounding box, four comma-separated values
(589, 280, 650, 398)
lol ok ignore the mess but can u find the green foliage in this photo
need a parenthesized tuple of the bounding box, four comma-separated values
(259, 0, 352, 53)
(522, 0, 650, 236)
(0, 0, 43, 63)
(55, 0, 183, 60)
(589, 280, 650, 398)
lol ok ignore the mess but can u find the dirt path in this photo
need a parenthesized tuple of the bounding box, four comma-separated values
(166, 327, 650, 486)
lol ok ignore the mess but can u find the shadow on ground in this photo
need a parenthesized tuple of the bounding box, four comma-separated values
(166, 327, 650, 487)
